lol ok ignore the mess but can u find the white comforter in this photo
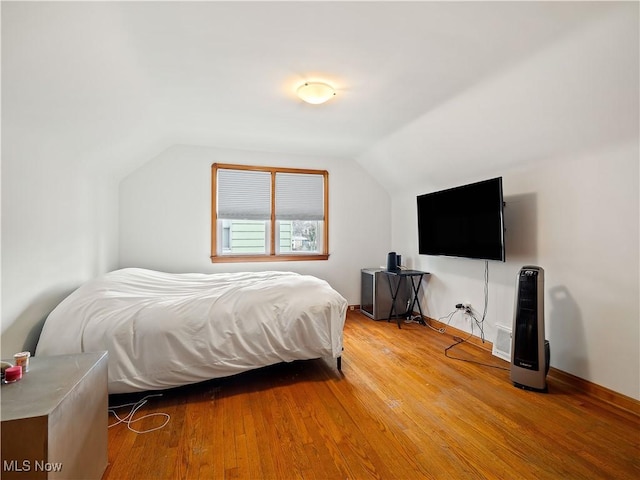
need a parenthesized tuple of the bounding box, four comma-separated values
(36, 268, 347, 393)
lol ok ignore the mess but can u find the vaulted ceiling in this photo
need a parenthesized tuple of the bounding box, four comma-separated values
(2, 1, 633, 185)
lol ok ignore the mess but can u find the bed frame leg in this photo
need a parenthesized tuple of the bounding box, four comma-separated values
(337, 356, 342, 371)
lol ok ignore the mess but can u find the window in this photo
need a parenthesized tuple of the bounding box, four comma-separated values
(211, 163, 329, 262)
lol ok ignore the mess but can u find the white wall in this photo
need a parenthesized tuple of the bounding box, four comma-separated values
(358, 7, 639, 399)
(0, 154, 120, 355)
(119, 145, 391, 305)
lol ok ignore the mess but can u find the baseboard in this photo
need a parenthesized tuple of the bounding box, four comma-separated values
(422, 314, 640, 418)
(548, 367, 640, 418)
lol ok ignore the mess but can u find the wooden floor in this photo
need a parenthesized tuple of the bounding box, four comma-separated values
(104, 310, 639, 479)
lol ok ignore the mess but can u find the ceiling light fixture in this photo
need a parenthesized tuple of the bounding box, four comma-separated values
(296, 82, 336, 104)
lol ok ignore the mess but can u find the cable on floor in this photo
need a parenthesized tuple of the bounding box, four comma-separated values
(108, 393, 170, 434)
(444, 332, 509, 371)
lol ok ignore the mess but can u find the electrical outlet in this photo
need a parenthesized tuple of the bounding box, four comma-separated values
(349, 305, 355, 311)
(456, 303, 473, 316)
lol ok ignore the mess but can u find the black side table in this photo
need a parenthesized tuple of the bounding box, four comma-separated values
(383, 269, 429, 329)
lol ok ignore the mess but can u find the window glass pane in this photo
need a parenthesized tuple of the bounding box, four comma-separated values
(220, 220, 268, 255)
(222, 220, 232, 252)
(279, 221, 292, 253)
(277, 220, 322, 254)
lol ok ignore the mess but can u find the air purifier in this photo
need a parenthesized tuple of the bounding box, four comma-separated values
(510, 266, 550, 392)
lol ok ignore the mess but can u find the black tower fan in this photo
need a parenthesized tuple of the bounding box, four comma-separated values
(510, 266, 550, 392)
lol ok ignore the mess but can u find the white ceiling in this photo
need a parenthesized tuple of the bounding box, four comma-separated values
(2, 1, 632, 182)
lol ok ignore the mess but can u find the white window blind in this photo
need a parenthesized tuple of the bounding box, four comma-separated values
(217, 169, 271, 220)
(275, 172, 324, 221)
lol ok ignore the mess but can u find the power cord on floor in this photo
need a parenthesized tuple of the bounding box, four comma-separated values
(444, 331, 509, 371)
(108, 393, 171, 434)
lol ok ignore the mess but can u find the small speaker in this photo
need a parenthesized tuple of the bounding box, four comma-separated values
(386, 252, 398, 271)
(510, 266, 550, 392)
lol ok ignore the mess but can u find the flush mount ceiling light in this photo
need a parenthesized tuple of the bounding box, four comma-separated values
(296, 82, 336, 104)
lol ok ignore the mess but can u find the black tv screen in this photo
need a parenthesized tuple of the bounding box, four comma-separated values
(417, 177, 505, 261)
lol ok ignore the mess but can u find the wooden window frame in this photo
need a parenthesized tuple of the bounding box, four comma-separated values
(211, 163, 329, 263)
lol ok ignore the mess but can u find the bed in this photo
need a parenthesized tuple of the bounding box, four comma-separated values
(35, 268, 348, 394)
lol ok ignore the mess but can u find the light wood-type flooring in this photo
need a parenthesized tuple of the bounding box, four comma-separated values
(104, 310, 639, 479)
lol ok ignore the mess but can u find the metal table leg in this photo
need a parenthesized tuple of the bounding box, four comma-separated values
(386, 274, 404, 329)
(407, 274, 426, 325)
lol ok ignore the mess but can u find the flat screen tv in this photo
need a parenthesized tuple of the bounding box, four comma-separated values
(417, 177, 505, 261)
